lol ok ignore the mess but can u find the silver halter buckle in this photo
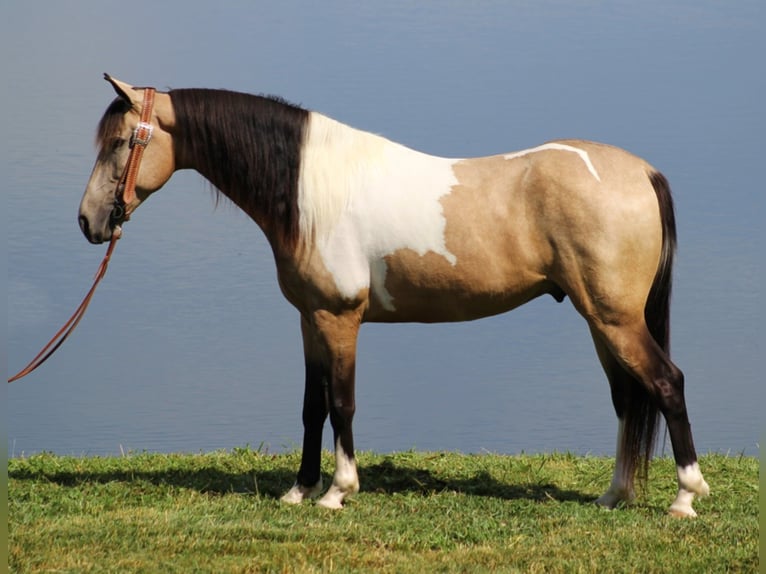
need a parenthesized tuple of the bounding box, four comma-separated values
(130, 122, 154, 148)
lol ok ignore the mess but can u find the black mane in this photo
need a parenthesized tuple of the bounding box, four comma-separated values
(169, 88, 309, 250)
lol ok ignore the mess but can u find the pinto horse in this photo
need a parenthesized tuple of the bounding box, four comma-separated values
(78, 75, 709, 516)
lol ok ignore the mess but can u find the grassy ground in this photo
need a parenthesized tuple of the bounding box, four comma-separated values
(8, 449, 758, 573)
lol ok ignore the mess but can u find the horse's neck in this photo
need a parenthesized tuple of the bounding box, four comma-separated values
(170, 93, 448, 253)
(170, 89, 306, 250)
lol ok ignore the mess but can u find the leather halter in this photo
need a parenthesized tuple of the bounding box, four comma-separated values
(113, 87, 156, 220)
(8, 87, 157, 383)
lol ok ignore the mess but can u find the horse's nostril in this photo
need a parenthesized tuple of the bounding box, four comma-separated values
(78, 215, 90, 237)
(78, 215, 102, 243)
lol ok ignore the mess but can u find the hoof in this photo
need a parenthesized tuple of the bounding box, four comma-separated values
(668, 487, 703, 518)
(667, 463, 709, 517)
(668, 504, 698, 518)
(594, 495, 617, 510)
(316, 483, 357, 509)
(280, 488, 304, 505)
(280, 480, 322, 505)
(316, 496, 345, 510)
(595, 487, 633, 509)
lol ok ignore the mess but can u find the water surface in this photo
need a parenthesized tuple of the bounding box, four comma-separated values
(6, 2, 764, 458)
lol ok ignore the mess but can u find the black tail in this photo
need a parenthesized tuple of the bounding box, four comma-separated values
(645, 171, 677, 353)
(621, 170, 676, 487)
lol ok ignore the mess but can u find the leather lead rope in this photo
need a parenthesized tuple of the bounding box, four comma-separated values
(8, 232, 121, 383)
(8, 88, 156, 383)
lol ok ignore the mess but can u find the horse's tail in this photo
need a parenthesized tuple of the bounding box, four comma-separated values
(645, 171, 677, 353)
(622, 170, 677, 486)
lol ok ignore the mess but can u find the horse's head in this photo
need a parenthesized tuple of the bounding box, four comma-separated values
(78, 75, 176, 244)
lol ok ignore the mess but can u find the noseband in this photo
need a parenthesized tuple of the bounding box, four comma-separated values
(112, 87, 156, 222)
(8, 87, 157, 383)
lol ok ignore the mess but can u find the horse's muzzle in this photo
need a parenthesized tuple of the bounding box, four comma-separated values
(78, 214, 113, 245)
(78, 214, 96, 243)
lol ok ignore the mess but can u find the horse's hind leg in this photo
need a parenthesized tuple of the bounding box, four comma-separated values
(590, 330, 639, 508)
(593, 320, 709, 516)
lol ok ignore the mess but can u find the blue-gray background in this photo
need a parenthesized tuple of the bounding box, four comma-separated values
(5, 2, 763, 458)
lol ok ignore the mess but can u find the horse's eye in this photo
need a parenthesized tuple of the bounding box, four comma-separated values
(111, 137, 127, 151)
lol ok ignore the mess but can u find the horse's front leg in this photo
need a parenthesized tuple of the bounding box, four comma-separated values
(281, 310, 361, 508)
(281, 317, 330, 504)
(312, 309, 362, 509)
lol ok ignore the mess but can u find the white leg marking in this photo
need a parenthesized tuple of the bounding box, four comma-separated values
(280, 478, 323, 505)
(677, 462, 710, 495)
(317, 440, 359, 509)
(669, 462, 710, 518)
(503, 142, 601, 182)
(596, 420, 634, 509)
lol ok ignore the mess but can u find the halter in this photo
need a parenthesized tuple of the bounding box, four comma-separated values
(8, 87, 156, 383)
(113, 87, 156, 220)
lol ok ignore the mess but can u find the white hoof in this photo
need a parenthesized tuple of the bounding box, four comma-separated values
(668, 463, 710, 517)
(669, 505, 697, 518)
(668, 487, 700, 518)
(316, 495, 344, 510)
(280, 480, 322, 505)
(316, 483, 358, 509)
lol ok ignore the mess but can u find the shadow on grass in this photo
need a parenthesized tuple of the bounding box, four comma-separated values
(9, 456, 593, 504)
(9, 463, 292, 499)
(359, 460, 593, 504)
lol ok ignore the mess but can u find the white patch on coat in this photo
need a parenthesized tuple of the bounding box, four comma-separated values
(504, 142, 601, 182)
(299, 112, 459, 309)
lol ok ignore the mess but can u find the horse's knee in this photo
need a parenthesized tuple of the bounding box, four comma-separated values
(329, 400, 355, 429)
(302, 400, 328, 428)
(334, 396, 355, 417)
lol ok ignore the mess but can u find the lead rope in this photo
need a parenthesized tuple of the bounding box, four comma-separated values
(8, 87, 156, 384)
(8, 229, 121, 383)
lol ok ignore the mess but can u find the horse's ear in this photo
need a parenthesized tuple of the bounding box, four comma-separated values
(104, 73, 140, 105)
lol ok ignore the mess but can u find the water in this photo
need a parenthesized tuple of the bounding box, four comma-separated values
(5, 2, 764, 459)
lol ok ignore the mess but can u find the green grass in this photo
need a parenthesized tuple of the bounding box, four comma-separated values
(8, 450, 758, 573)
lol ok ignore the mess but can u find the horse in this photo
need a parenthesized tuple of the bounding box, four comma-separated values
(78, 74, 709, 516)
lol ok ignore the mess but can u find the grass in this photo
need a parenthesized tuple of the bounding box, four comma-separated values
(8, 449, 759, 573)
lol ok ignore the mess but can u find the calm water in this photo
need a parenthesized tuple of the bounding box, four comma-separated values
(6, 2, 764, 459)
